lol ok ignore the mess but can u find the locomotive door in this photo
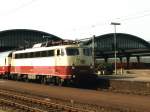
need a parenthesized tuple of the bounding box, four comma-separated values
(7, 53, 13, 73)
(55, 49, 62, 76)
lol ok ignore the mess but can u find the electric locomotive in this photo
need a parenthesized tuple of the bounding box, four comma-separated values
(2, 41, 94, 85)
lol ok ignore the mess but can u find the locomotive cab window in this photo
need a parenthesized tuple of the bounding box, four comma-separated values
(66, 48, 79, 56)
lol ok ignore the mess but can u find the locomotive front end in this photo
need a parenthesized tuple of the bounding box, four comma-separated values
(65, 45, 94, 81)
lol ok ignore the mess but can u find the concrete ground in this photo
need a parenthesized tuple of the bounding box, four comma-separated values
(99, 69, 150, 82)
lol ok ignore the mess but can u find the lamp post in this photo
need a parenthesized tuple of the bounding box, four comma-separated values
(92, 35, 95, 68)
(111, 22, 121, 75)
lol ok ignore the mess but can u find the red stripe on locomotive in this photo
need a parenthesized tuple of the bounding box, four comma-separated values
(10, 66, 91, 79)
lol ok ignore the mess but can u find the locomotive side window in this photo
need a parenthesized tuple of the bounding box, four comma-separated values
(35, 52, 41, 57)
(24, 53, 28, 58)
(83, 48, 92, 56)
(14, 50, 54, 59)
(22, 53, 25, 58)
(27, 52, 31, 58)
(30, 52, 34, 58)
(15, 54, 19, 59)
(66, 48, 79, 56)
(20, 53, 23, 58)
(47, 50, 54, 57)
(41, 51, 47, 57)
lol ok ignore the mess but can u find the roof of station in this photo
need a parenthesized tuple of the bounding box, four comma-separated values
(84, 33, 150, 58)
(0, 29, 62, 51)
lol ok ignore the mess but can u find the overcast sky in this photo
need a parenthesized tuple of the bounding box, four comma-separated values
(0, 0, 150, 41)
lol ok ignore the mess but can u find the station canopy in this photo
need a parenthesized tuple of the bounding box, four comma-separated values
(84, 33, 150, 58)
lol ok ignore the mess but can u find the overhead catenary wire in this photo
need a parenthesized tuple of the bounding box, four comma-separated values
(0, 0, 39, 17)
(68, 8, 150, 40)
(74, 9, 150, 32)
(116, 9, 150, 22)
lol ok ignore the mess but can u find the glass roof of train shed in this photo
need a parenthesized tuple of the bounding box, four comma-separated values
(84, 33, 150, 58)
(0, 29, 62, 52)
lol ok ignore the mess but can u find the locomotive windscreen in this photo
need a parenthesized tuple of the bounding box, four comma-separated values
(66, 48, 79, 56)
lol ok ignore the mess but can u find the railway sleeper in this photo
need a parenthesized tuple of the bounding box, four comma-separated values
(0, 99, 45, 112)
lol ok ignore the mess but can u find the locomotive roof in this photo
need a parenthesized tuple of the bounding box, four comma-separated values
(13, 44, 89, 54)
(0, 51, 12, 58)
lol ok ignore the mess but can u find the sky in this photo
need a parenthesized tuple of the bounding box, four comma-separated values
(0, 0, 150, 41)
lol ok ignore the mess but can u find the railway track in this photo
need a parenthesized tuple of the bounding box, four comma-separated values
(0, 89, 94, 112)
(0, 80, 149, 112)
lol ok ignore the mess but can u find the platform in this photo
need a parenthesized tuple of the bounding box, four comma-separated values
(97, 69, 150, 95)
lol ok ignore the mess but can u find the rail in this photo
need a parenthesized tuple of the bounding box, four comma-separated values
(0, 89, 94, 112)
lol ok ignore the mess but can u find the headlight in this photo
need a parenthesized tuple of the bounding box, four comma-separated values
(72, 64, 75, 69)
(72, 75, 76, 78)
(72, 66, 75, 69)
(90, 64, 93, 69)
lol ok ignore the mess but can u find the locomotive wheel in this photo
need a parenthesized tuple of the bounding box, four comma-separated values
(61, 79, 73, 87)
(6, 74, 11, 80)
(23, 75, 29, 82)
(13, 74, 18, 80)
(55, 77, 63, 86)
(58, 79, 64, 86)
(24, 78, 29, 82)
(41, 76, 47, 84)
